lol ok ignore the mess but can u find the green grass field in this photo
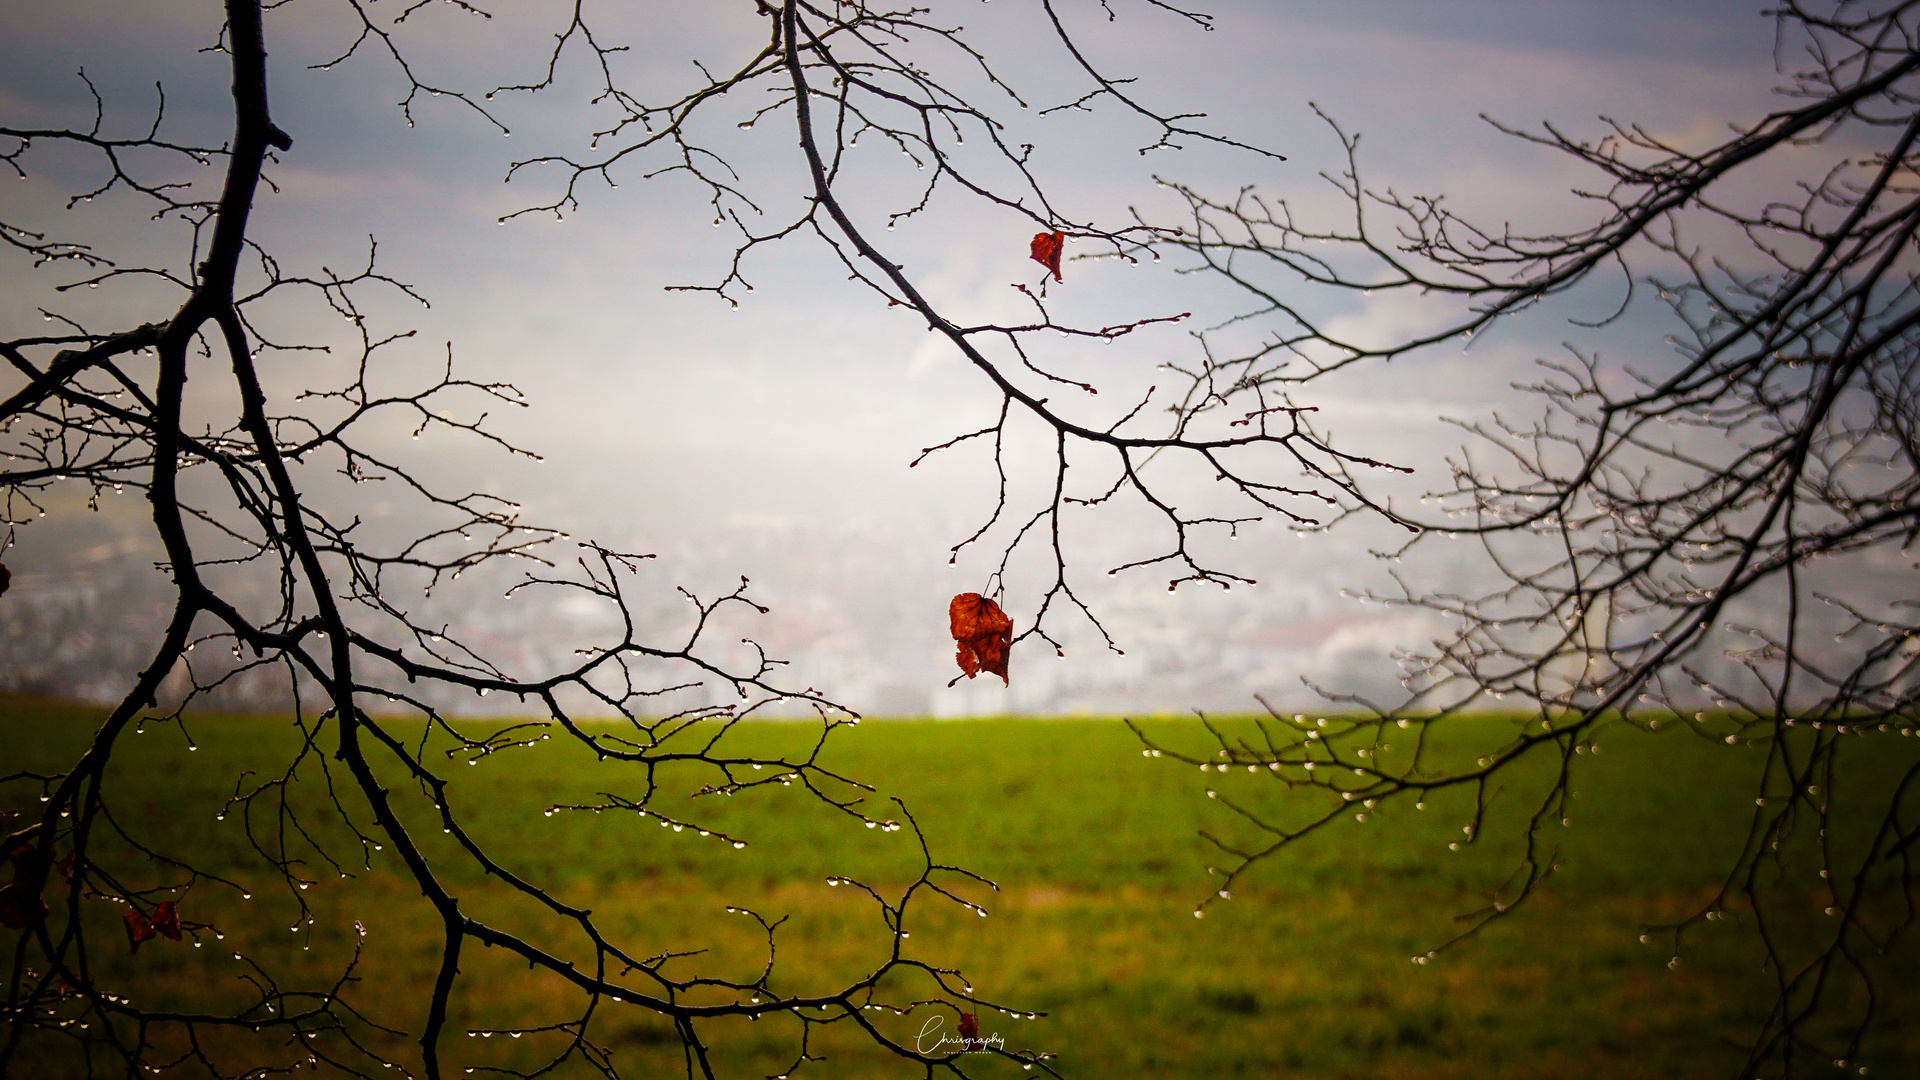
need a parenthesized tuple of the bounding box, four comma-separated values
(4, 695, 1917, 1078)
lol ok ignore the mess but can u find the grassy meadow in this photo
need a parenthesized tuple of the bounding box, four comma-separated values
(4, 694, 1917, 1078)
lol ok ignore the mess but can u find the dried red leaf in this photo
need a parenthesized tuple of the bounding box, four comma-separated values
(8, 843, 46, 878)
(958, 1012, 979, 1044)
(9, 845, 55, 893)
(152, 900, 181, 941)
(949, 593, 1012, 685)
(1029, 230, 1064, 281)
(124, 909, 157, 953)
(0, 882, 45, 930)
(1, 844, 52, 929)
(56, 853, 76, 883)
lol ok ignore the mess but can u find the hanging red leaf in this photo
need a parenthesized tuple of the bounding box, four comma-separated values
(1029, 230, 1064, 281)
(8, 843, 49, 880)
(958, 1011, 979, 1045)
(0, 844, 51, 929)
(152, 900, 182, 941)
(56, 853, 76, 882)
(123, 909, 157, 953)
(949, 593, 1012, 685)
(0, 882, 44, 930)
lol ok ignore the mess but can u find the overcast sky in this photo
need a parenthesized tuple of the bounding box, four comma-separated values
(1, 0, 1791, 714)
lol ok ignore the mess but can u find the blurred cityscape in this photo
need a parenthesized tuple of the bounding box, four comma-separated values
(0, 489, 1461, 719)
